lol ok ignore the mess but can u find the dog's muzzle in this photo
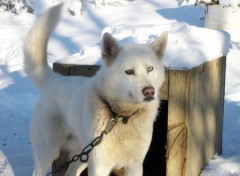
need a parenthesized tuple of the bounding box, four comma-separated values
(142, 86, 155, 102)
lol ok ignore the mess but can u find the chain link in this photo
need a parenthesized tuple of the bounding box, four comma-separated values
(46, 117, 118, 176)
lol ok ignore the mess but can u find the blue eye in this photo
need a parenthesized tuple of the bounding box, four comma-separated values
(147, 66, 153, 72)
(125, 69, 135, 75)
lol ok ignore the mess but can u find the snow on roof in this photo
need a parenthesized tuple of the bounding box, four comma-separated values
(103, 23, 230, 69)
(59, 23, 230, 69)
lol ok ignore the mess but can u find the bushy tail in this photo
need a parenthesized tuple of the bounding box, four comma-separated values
(23, 4, 63, 89)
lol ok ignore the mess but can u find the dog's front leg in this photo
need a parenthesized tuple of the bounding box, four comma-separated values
(64, 162, 88, 176)
(125, 161, 143, 176)
(87, 155, 113, 176)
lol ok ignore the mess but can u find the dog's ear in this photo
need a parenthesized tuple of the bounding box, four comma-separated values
(102, 33, 121, 66)
(151, 31, 168, 59)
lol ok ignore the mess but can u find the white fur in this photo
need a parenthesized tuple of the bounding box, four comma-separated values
(24, 4, 168, 176)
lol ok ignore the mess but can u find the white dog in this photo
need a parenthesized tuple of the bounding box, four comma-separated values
(24, 4, 168, 176)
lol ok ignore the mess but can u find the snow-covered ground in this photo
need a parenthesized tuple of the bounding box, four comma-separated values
(0, 0, 240, 175)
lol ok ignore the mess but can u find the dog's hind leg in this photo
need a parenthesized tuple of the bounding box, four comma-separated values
(32, 142, 61, 176)
(64, 162, 88, 176)
(31, 113, 63, 176)
(32, 160, 52, 176)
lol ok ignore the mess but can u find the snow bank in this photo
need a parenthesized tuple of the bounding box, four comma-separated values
(59, 23, 230, 69)
(201, 154, 240, 176)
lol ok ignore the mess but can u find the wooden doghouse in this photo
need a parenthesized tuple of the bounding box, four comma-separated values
(52, 56, 226, 176)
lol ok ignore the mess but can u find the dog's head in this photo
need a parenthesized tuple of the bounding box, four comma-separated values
(100, 32, 168, 104)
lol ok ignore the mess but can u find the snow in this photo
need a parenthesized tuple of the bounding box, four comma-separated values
(59, 23, 230, 69)
(0, 0, 240, 175)
(219, 0, 240, 6)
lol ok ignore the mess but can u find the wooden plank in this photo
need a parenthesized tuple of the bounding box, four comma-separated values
(216, 56, 226, 154)
(159, 71, 168, 100)
(166, 69, 189, 176)
(70, 65, 100, 77)
(186, 63, 206, 176)
(53, 63, 72, 76)
(185, 57, 226, 176)
(53, 63, 101, 77)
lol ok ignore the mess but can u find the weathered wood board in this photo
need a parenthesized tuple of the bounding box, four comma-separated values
(184, 56, 226, 176)
(166, 56, 226, 176)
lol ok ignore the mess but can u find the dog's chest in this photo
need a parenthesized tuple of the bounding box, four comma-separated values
(98, 117, 153, 162)
(92, 100, 157, 164)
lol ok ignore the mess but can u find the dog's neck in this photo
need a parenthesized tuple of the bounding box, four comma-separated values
(99, 96, 140, 124)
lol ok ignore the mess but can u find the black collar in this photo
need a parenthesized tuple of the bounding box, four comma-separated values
(100, 97, 139, 124)
(110, 108, 139, 124)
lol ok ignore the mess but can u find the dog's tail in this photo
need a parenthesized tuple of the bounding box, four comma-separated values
(23, 4, 62, 89)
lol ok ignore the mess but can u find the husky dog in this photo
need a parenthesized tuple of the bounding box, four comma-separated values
(24, 4, 168, 176)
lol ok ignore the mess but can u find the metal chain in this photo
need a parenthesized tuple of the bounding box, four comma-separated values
(46, 116, 119, 176)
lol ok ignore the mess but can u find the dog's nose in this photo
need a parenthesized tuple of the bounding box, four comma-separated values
(142, 86, 155, 98)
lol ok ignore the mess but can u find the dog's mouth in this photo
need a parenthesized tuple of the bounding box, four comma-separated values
(129, 92, 154, 102)
(144, 97, 154, 102)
